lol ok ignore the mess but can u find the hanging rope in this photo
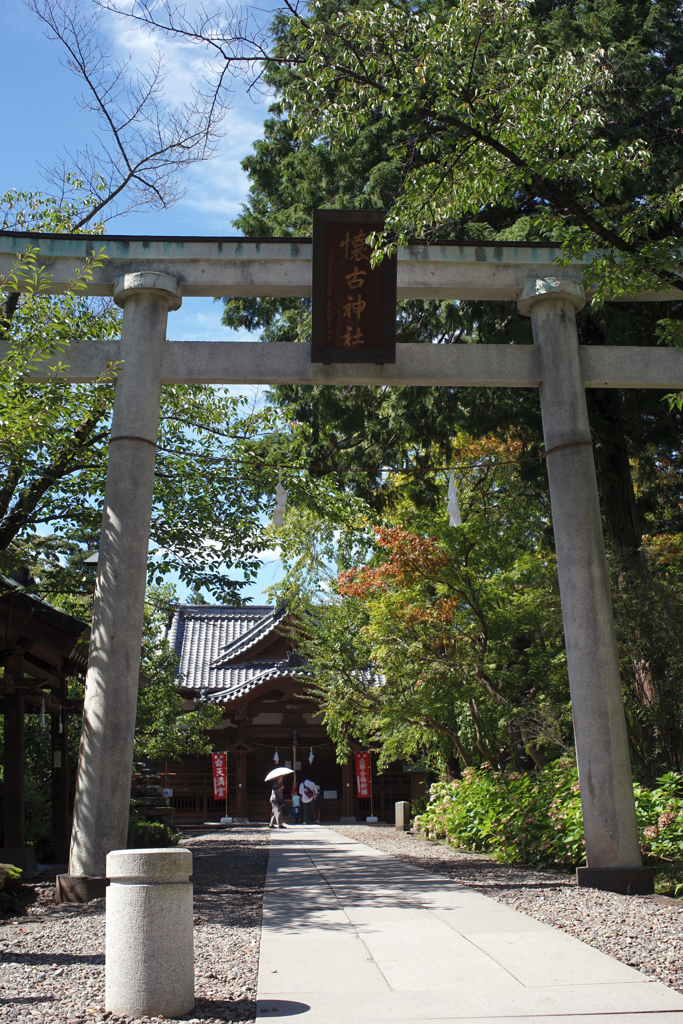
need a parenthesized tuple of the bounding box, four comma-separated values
(232, 737, 337, 754)
(153, 443, 593, 477)
(540, 440, 593, 459)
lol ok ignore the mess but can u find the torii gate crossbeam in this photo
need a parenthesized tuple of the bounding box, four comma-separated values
(3, 230, 681, 901)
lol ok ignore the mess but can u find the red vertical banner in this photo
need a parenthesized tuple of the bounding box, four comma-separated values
(355, 752, 372, 798)
(212, 752, 227, 799)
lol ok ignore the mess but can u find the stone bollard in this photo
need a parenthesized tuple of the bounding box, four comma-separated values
(105, 848, 194, 1019)
(395, 801, 410, 831)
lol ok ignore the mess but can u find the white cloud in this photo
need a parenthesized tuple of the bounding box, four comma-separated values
(101, 5, 276, 234)
(256, 545, 283, 562)
(102, 6, 223, 109)
(101, 3, 275, 134)
(87, 1, 280, 239)
(168, 296, 259, 341)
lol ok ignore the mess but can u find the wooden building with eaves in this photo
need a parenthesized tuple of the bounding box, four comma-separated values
(0, 572, 88, 872)
(164, 604, 426, 824)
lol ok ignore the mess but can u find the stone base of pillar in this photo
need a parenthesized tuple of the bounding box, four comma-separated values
(0, 848, 39, 879)
(576, 866, 655, 895)
(55, 874, 108, 904)
(105, 848, 194, 1019)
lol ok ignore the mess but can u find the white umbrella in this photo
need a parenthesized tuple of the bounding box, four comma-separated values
(265, 767, 295, 781)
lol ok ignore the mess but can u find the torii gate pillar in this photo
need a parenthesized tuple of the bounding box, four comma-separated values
(59, 274, 181, 900)
(519, 278, 652, 894)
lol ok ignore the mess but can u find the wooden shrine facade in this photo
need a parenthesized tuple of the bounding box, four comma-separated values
(163, 604, 426, 824)
(0, 572, 89, 868)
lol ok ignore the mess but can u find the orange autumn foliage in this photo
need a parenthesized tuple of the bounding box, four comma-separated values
(338, 527, 457, 629)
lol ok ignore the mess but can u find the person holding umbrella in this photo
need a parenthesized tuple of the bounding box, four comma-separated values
(269, 779, 287, 828)
(265, 767, 294, 829)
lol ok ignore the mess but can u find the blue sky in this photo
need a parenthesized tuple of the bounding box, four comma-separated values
(0, 0, 287, 603)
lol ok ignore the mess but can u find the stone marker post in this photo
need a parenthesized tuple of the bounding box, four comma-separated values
(518, 278, 653, 895)
(62, 274, 181, 900)
(106, 848, 194, 1019)
(395, 801, 410, 831)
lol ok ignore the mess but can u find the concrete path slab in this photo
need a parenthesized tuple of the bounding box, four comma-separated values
(256, 826, 683, 1024)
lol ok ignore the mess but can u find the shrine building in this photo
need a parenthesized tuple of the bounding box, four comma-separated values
(162, 604, 426, 824)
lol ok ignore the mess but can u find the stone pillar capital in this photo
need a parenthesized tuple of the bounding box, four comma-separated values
(517, 276, 585, 317)
(106, 847, 192, 883)
(113, 272, 182, 311)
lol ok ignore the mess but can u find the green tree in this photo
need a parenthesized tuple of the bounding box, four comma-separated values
(134, 586, 222, 762)
(0, 0, 267, 599)
(116, 0, 683, 551)
(278, 0, 683, 300)
(608, 541, 683, 780)
(123, 0, 683, 312)
(0, 193, 293, 600)
(284, 439, 683, 778)
(293, 435, 568, 772)
(114, 0, 683, 780)
(217, 0, 681, 546)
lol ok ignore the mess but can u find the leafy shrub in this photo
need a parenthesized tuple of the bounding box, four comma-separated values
(0, 863, 23, 915)
(127, 810, 180, 849)
(414, 756, 683, 873)
(633, 772, 683, 864)
(408, 792, 431, 826)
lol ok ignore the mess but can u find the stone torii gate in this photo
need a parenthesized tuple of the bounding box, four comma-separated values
(2, 230, 683, 900)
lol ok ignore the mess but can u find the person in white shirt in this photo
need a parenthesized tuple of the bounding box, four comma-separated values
(299, 778, 316, 824)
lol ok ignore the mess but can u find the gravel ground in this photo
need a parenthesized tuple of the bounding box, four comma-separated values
(0, 827, 269, 1024)
(3, 821, 681, 1023)
(330, 824, 683, 995)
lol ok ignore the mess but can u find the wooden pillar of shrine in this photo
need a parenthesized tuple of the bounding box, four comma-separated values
(236, 751, 247, 818)
(51, 703, 70, 863)
(341, 758, 354, 819)
(228, 738, 254, 821)
(3, 690, 25, 848)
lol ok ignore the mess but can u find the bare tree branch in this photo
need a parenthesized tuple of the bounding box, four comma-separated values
(94, 0, 290, 99)
(25, 0, 233, 226)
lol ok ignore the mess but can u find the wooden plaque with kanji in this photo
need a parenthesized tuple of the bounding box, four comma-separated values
(311, 209, 397, 364)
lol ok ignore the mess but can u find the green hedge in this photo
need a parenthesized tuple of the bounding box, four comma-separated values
(415, 756, 683, 873)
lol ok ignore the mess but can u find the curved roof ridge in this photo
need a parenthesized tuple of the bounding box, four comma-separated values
(210, 603, 288, 667)
(178, 604, 274, 620)
(197, 654, 309, 705)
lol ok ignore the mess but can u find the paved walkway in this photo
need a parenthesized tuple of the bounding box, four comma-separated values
(257, 826, 683, 1024)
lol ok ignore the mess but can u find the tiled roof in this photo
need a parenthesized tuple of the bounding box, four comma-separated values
(164, 604, 293, 694)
